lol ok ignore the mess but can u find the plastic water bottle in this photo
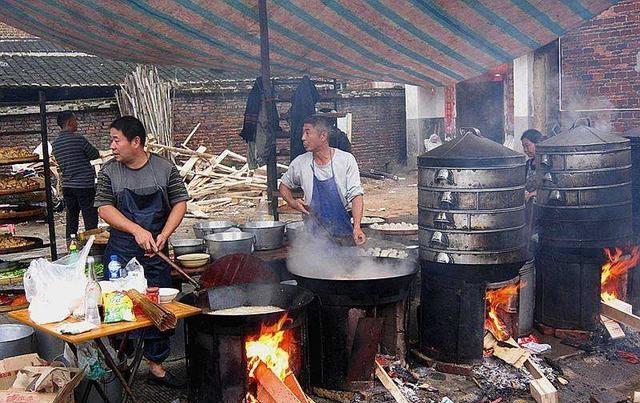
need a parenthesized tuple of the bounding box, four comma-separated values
(68, 234, 78, 264)
(108, 255, 121, 280)
(84, 257, 102, 326)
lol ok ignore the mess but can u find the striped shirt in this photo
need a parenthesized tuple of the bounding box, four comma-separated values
(52, 131, 100, 188)
(94, 153, 189, 208)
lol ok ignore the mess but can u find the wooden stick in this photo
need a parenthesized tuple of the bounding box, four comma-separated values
(182, 122, 201, 148)
(601, 299, 640, 330)
(254, 362, 303, 403)
(524, 359, 558, 403)
(374, 360, 409, 403)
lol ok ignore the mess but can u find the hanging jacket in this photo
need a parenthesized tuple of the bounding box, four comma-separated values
(239, 77, 281, 168)
(289, 75, 320, 161)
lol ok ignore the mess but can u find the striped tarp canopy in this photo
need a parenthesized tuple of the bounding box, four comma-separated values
(0, 0, 620, 88)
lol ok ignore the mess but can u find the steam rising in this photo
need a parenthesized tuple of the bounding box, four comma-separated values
(286, 230, 416, 280)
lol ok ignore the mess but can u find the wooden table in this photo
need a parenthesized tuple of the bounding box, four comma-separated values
(9, 301, 201, 403)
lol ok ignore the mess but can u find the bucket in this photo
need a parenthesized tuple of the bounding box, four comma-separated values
(0, 324, 35, 359)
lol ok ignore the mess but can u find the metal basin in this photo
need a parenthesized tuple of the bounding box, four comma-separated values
(0, 324, 35, 359)
(171, 238, 205, 257)
(193, 221, 236, 239)
(242, 221, 286, 250)
(205, 231, 255, 260)
(285, 221, 305, 244)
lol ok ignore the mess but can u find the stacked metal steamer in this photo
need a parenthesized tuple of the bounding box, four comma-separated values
(535, 119, 633, 330)
(418, 128, 530, 363)
(622, 127, 640, 313)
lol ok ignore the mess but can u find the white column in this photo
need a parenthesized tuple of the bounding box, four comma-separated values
(512, 53, 534, 153)
(405, 85, 445, 168)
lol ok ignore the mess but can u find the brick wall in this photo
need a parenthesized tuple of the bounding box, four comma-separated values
(0, 107, 118, 150)
(0, 22, 36, 39)
(560, 0, 640, 133)
(1, 88, 407, 171)
(337, 91, 406, 170)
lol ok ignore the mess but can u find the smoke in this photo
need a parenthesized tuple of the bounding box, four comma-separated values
(286, 229, 415, 280)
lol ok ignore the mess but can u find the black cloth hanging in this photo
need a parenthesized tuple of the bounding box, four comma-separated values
(239, 77, 281, 168)
(289, 76, 320, 161)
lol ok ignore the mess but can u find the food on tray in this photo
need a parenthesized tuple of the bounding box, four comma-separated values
(210, 305, 284, 316)
(0, 205, 44, 219)
(0, 175, 39, 193)
(370, 222, 418, 231)
(0, 147, 36, 161)
(0, 293, 27, 306)
(352, 216, 385, 225)
(0, 235, 34, 250)
(0, 267, 27, 279)
(358, 247, 409, 259)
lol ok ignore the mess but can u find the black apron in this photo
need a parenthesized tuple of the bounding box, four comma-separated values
(103, 162, 171, 287)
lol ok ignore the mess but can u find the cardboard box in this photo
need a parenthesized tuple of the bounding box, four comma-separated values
(0, 354, 83, 403)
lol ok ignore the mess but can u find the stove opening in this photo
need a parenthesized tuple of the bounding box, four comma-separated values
(485, 280, 521, 342)
(601, 246, 640, 303)
(245, 314, 307, 402)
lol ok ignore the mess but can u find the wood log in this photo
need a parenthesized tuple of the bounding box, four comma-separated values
(601, 298, 640, 330)
(179, 146, 207, 177)
(374, 360, 409, 403)
(524, 359, 558, 403)
(601, 315, 625, 340)
(254, 362, 304, 403)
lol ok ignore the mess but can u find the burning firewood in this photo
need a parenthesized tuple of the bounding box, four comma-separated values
(254, 362, 307, 403)
(601, 298, 640, 330)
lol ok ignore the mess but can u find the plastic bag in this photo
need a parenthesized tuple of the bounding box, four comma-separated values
(24, 236, 94, 324)
(102, 292, 136, 323)
(76, 339, 116, 381)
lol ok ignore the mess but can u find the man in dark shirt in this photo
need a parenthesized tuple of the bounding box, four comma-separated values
(95, 116, 189, 387)
(51, 111, 100, 239)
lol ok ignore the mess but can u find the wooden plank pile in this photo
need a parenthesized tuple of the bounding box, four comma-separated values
(146, 142, 287, 218)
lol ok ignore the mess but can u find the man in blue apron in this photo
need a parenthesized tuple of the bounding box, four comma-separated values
(279, 116, 366, 246)
(94, 116, 189, 387)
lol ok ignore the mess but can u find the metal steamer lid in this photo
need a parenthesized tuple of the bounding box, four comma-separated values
(417, 128, 525, 168)
(622, 126, 640, 143)
(537, 118, 630, 153)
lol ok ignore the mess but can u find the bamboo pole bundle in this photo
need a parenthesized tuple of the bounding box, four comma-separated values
(125, 289, 177, 331)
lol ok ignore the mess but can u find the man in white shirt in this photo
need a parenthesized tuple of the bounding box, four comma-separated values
(279, 116, 366, 245)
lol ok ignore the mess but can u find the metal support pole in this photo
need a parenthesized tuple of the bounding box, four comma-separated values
(39, 91, 58, 260)
(259, 0, 279, 220)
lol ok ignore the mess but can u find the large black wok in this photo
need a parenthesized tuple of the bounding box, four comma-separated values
(287, 256, 418, 306)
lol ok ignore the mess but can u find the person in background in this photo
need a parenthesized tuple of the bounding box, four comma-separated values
(521, 129, 544, 240)
(521, 129, 544, 202)
(279, 116, 366, 246)
(95, 116, 189, 387)
(51, 111, 100, 240)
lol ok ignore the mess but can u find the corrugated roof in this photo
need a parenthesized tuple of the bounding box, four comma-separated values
(0, 0, 620, 88)
(0, 39, 254, 88)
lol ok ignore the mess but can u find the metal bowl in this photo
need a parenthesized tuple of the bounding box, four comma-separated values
(204, 231, 255, 260)
(0, 324, 35, 360)
(171, 238, 206, 257)
(242, 221, 286, 250)
(193, 221, 237, 239)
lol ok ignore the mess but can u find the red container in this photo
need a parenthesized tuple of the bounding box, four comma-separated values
(146, 287, 159, 304)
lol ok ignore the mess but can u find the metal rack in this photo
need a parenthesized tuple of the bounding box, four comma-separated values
(0, 90, 58, 260)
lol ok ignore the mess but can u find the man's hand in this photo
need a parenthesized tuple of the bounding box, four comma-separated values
(353, 226, 366, 246)
(133, 227, 155, 254)
(155, 232, 169, 252)
(292, 199, 310, 215)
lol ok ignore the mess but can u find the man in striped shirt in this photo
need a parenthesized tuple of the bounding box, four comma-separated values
(51, 111, 100, 240)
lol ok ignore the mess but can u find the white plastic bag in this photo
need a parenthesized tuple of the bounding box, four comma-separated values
(24, 236, 94, 324)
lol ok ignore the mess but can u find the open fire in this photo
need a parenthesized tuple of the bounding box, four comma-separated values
(245, 314, 309, 403)
(601, 246, 640, 302)
(485, 283, 521, 341)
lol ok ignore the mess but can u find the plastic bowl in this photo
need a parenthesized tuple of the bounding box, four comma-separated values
(176, 253, 210, 268)
(158, 288, 180, 304)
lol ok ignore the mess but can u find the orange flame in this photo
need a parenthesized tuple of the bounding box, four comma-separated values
(485, 283, 520, 341)
(601, 246, 640, 302)
(245, 314, 292, 400)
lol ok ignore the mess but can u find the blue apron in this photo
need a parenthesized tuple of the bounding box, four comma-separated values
(102, 158, 172, 363)
(304, 150, 354, 241)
